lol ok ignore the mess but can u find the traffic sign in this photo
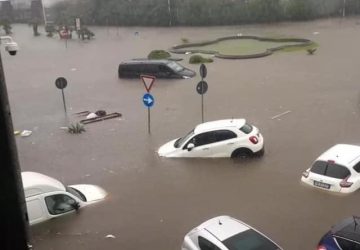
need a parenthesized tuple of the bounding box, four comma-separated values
(143, 93, 154, 108)
(55, 77, 67, 89)
(200, 64, 207, 79)
(196, 81, 208, 95)
(141, 75, 156, 92)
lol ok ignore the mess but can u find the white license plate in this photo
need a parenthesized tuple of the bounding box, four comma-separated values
(314, 181, 330, 189)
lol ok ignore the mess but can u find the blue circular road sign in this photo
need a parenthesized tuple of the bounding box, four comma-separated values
(143, 93, 154, 108)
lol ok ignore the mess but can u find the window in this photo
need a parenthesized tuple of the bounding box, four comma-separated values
(215, 130, 237, 142)
(198, 236, 221, 250)
(45, 194, 77, 215)
(222, 229, 279, 250)
(326, 165, 350, 179)
(239, 123, 253, 134)
(189, 132, 217, 147)
(310, 161, 327, 175)
(354, 162, 360, 173)
(66, 186, 86, 202)
(175, 129, 194, 148)
(167, 61, 184, 72)
(336, 237, 360, 250)
(159, 65, 171, 73)
(310, 161, 350, 179)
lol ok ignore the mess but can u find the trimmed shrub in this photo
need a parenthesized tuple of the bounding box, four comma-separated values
(189, 55, 213, 64)
(68, 123, 86, 134)
(148, 50, 171, 60)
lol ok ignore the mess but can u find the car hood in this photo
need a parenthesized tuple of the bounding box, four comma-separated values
(158, 139, 178, 157)
(69, 184, 107, 203)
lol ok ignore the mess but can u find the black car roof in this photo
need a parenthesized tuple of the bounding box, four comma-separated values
(332, 217, 360, 242)
(120, 59, 172, 65)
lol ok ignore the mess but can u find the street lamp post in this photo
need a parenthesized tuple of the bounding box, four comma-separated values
(0, 43, 30, 249)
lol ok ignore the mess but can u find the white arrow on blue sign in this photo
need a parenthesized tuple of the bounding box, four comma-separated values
(143, 93, 154, 108)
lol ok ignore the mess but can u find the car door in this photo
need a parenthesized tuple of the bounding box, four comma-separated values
(181, 131, 218, 157)
(26, 197, 48, 225)
(211, 130, 238, 157)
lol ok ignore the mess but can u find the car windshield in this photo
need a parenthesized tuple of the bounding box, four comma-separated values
(240, 123, 253, 134)
(310, 160, 350, 179)
(66, 186, 87, 202)
(222, 229, 280, 250)
(174, 129, 194, 148)
(167, 61, 184, 72)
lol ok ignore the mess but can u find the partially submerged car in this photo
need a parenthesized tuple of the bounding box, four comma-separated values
(182, 215, 283, 250)
(317, 216, 360, 250)
(301, 144, 360, 194)
(23, 171, 107, 225)
(118, 59, 196, 79)
(158, 119, 264, 158)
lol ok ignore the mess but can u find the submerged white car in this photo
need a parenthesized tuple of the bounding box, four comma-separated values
(301, 144, 360, 194)
(158, 119, 264, 158)
(23, 172, 107, 225)
(182, 215, 283, 250)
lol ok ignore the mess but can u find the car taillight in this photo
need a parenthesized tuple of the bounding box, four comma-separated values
(317, 245, 327, 250)
(302, 171, 309, 178)
(340, 176, 353, 188)
(249, 136, 258, 144)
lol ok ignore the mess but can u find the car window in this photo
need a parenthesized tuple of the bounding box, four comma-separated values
(310, 161, 327, 174)
(310, 160, 350, 179)
(335, 237, 360, 250)
(167, 61, 184, 72)
(159, 65, 171, 73)
(325, 165, 350, 179)
(215, 130, 237, 142)
(198, 236, 221, 250)
(222, 229, 279, 250)
(175, 129, 194, 148)
(189, 131, 217, 147)
(239, 123, 253, 134)
(45, 194, 77, 215)
(354, 162, 360, 173)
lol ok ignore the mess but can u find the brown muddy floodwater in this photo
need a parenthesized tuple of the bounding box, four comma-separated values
(4, 18, 360, 250)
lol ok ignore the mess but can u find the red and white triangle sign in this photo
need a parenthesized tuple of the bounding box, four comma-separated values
(140, 75, 156, 92)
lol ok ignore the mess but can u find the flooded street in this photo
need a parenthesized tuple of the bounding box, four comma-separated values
(4, 18, 360, 249)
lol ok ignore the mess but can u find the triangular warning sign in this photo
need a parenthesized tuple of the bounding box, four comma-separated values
(140, 75, 156, 92)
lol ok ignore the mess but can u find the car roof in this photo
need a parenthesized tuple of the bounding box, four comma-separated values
(120, 59, 172, 65)
(332, 217, 360, 242)
(194, 119, 246, 134)
(22, 172, 65, 198)
(317, 144, 360, 167)
(197, 215, 249, 241)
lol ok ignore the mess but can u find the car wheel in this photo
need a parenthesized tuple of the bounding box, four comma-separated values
(231, 148, 252, 159)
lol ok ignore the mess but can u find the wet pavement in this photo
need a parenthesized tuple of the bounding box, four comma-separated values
(4, 18, 360, 250)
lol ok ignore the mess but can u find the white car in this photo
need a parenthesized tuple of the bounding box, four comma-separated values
(301, 144, 360, 193)
(0, 35, 19, 55)
(158, 119, 264, 158)
(23, 172, 107, 225)
(182, 215, 283, 250)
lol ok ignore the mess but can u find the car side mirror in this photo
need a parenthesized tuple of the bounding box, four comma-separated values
(187, 143, 195, 151)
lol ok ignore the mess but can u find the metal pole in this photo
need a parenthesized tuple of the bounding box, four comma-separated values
(61, 89, 67, 114)
(147, 107, 151, 134)
(201, 93, 204, 123)
(0, 51, 30, 249)
(168, 0, 172, 26)
(40, 0, 47, 26)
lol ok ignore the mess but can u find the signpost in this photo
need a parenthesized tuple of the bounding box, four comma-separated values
(197, 64, 208, 122)
(141, 75, 156, 134)
(55, 77, 68, 114)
